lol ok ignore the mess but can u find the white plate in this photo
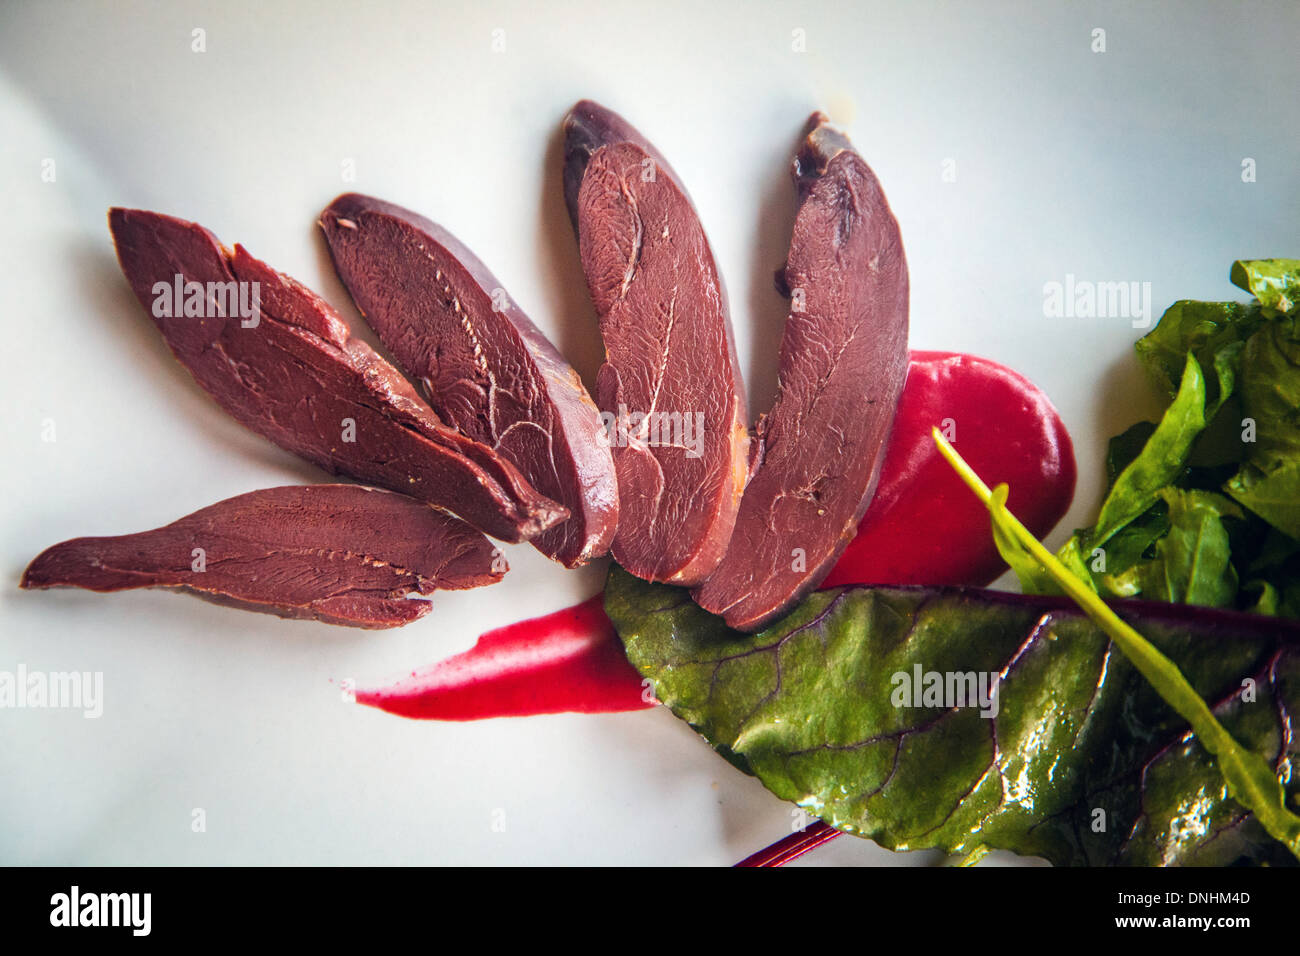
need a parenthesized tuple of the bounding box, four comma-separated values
(1, 0, 1296, 865)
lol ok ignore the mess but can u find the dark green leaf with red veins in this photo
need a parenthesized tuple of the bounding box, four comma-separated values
(605, 566, 1300, 865)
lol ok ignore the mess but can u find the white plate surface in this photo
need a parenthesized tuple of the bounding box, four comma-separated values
(1, 0, 1296, 865)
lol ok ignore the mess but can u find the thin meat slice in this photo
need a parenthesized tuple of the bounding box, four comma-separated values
(692, 113, 910, 631)
(564, 100, 749, 585)
(319, 193, 618, 568)
(108, 208, 567, 543)
(20, 485, 504, 628)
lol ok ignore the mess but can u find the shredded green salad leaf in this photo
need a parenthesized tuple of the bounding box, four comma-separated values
(1028, 259, 1300, 617)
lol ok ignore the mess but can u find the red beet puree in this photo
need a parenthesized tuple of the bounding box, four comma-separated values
(355, 595, 653, 720)
(822, 350, 1075, 588)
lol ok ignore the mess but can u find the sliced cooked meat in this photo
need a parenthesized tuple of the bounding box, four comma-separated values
(692, 113, 910, 632)
(563, 99, 678, 231)
(20, 485, 503, 628)
(563, 100, 749, 585)
(108, 208, 567, 543)
(318, 193, 618, 568)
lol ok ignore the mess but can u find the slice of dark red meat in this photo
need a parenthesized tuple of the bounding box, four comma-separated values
(692, 113, 910, 632)
(563, 100, 750, 586)
(318, 193, 618, 568)
(108, 208, 567, 543)
(20, 485, 503, 628)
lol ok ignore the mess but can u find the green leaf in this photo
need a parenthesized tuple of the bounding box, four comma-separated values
(1105, 421, 1157, 490)
(1125, 489, 1242, 607)
(934, 432, 1300, 861)
(1231, 259, 1300, 316)
(1240, 531, 1300, 619)
(1248, 527, 1300, 576)
(1217, 312, 1300, 540)
(1244, 580, 1280, 616)
(1233, 315, 1300, 470)
(1066, 267, 1300, 611)
(1226, 461, 1300, 541)
(1092, 353, 1208, 545)
(1051, 347, 1254, 604)
(1205, 339, 1244, 421)
(1135, 300, 1263, 398)
(1094, 505, 1170, 597)
(606, 567, 1300, 866)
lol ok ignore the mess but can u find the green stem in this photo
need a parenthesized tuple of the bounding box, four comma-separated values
(932, 427, 1300, 860)
(954, 845, 991, 868)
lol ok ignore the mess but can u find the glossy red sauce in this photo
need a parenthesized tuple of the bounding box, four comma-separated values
(356, 351, 1075, 721)
(355, 594, 653, 719)
(822, 350, 1076, 588)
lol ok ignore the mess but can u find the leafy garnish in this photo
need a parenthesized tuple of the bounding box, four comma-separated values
(606, 566, 1300, 865)
(1133, 299, 1261, 400)
(1231, 259, 1300, 316)
(1041, 259, 1300, 611)
(1109, 488, 1241, 607)
(933, 428, 1300, 861)
(1092, 353, 1208, 545)
(1229, 313, 1300, 538)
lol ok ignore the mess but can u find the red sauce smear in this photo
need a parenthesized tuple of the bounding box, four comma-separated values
(823, 350, 1076, 588)
(355, 594, 651, 719)
(355, 350, 1075, 722)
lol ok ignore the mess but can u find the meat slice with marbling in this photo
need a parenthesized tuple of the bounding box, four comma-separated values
(564, 100, 750, 586)
(108, 208, 567, 543)
(21, 485, 504, 628)
(692, 113, 910, 632)
(319, 194, 618, 567)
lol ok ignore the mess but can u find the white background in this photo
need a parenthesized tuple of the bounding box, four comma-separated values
(1, 0, 1296, 865)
